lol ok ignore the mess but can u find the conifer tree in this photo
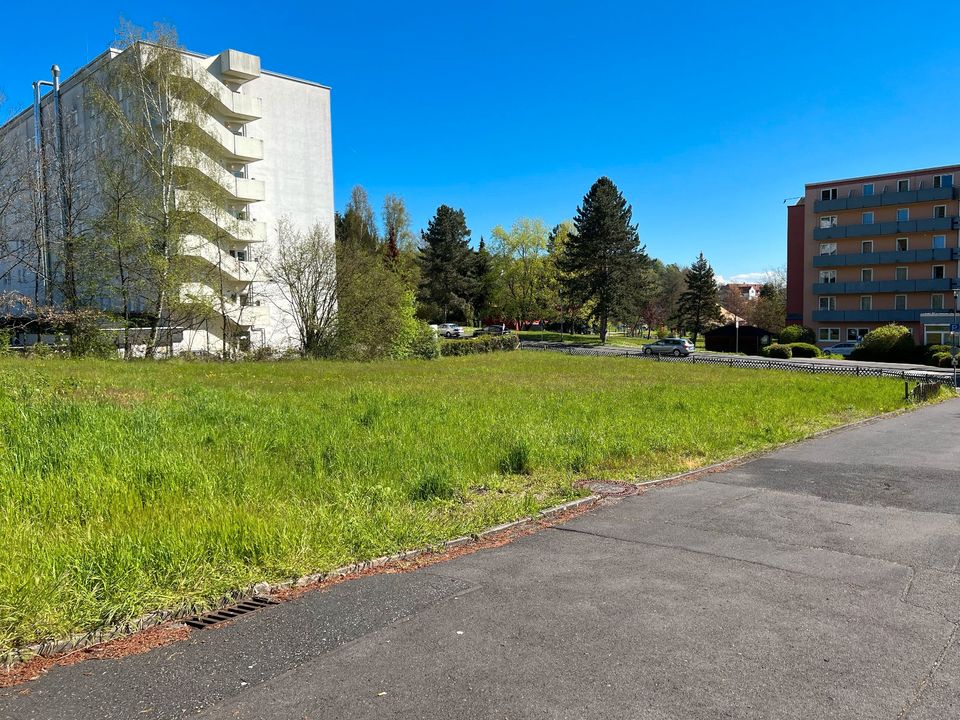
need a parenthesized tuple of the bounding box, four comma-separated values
(417, 205, 475, 321)
(558, 177, 647, 343)
(675, 252, 721, 343)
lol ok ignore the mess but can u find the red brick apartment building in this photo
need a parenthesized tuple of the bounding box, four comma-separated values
(787, 165, 960, 346)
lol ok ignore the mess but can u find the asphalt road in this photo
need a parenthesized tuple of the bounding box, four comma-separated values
(3, 400, 959, 719)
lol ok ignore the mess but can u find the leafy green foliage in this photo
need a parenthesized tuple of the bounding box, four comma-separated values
(931, 352, 954, 368)
(761, 343, 792, 359)
(786, 342, 821, 358)
(439, 334, 520, 356)
(850, 324, 915, 362)
(779, 325, 816, 344)
(408, 322, 440, 360)
(418, 205, 477, 322)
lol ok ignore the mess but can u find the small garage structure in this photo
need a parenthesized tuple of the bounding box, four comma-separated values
(704, 324, 775, 356)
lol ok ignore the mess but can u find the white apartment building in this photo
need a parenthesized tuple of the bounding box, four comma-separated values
(0, 45, 333, 353)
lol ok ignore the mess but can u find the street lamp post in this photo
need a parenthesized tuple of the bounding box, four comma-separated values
(953, 289, 959, 388)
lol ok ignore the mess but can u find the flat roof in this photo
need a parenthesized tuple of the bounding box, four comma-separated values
(806, 163, 960, 189)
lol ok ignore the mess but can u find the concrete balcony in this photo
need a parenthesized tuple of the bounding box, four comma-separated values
(179, 57, 262, 121)
(174, 149, 265, 203)
(814, 185, 957, 212)
(172, 106, 264, 162)
(181, 282, 270, 327)
(219, 50, 261, 83)
(812, 248, 958, 267)
(181, 236, 260, 284)
(813, 216, 959, 241)
(176, 192, 267, 244)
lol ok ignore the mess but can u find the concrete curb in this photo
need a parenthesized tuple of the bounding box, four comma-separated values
(1, 494, 600, 668)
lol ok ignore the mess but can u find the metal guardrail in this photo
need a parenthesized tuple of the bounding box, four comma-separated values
(520, 342, 956, 386)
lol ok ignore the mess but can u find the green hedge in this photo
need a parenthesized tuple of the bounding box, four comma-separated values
(779, 325, 816, 344)
(440, 333, 520, 357)
(931, 352, 954, 368)
(787, 342, 821, 358)
(850, 324, 915, 362)
(761, 343, 792, 359)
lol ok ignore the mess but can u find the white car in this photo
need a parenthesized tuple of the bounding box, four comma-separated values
(437, 323, 463, 338)
(824, 341, 858, 357)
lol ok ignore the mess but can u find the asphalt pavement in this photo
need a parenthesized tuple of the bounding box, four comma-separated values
(2, 399, 959, 719)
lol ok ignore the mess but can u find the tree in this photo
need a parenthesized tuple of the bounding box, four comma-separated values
(267, 219, 337, 357)
(675, 252, 721, 344)
(418, 205, 476, 322)
(491, 218, 550, 328)
(558, 177, 647, 343)
(88, 21, 221, 357)
(751, 268, 787, 334)
(719, 284, 753, 324)
(470, 237, 497, 324)
(336, 186, 379, 252)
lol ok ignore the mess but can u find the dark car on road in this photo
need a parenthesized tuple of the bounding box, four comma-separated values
(642, 337, 695, 356)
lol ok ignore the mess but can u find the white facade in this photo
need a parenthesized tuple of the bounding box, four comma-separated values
(0, 45, 334, 354)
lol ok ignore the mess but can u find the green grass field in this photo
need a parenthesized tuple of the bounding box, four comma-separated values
(0, 352, 929, 652)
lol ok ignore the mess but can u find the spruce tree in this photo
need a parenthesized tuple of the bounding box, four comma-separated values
(675, 252, 722, 344)
(558, 177, 647, 343)
(418, 205, 476, 321)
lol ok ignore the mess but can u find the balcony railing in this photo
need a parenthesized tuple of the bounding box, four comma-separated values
(812, 278, 958, 295)
(813, 216, 959, 241)
(813, 308, 955, 323)
(812, 248, 958, 267)
(814, 185, 957, 213)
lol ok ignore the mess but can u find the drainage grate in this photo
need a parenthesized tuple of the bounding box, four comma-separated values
(184, 596, 278, 630)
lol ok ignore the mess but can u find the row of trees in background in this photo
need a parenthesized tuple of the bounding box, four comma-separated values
(287, 176, 786, 360)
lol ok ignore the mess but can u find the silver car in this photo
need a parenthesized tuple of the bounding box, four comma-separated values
(437, 323, 463, 338)
(824, 341, 858, 357)
(642, 337, 695, 356)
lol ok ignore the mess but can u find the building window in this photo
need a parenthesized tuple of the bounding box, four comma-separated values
(860, 296, 872, 311)
(847, 328, 870, 341)
(932, 295, 944, 310)
(934, 174, 953, 189)
(860, 268, 873, 282)
(863, 183, 874, 196)
(861, 240, 873, 253)
(895, 295, 907, 310)
(819, 296, 836, 311)
(895, 266, 908, 281)
(819, 270, 837, 284)
(925, 325, 948, 343)
(933, 235, 946, 249)
(820, 188, 838, 201)
(896, 208, 909, 221)
(819, 215, 838, 229)
(898, 179, 910, 192)
(819, 242, 837, 256)
(819, 328, 840, 342)
(934, 205, 946, 218)
(862, 211, 874, 224)
(933, 265, 945, 279)
(896, 237, 909, 251)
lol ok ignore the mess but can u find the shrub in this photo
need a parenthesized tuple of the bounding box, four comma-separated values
(779, 325, 816, 344)
(762, 343, 792, 359)
(850, 324, 915, 362)
(931, 352, 955, 368)
(924, 344, 951, 366)
(409, 322, 440, 360)
(787, 342, 821, 358)
(440, 333, 519, 357)
(0, 330, 10, 357)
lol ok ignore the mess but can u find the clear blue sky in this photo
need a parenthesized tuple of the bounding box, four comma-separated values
(2, 1, 959, 282)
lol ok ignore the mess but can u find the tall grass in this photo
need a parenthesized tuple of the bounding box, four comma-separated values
(0, 353, 917, 651)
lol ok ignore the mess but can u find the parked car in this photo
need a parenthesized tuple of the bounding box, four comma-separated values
(642, 337, 695, 356)
(437, 323, 464, 338)
(474, 324, 510, 336)
(824, 341, 858, 357)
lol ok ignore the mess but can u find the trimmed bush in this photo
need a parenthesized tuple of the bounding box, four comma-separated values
(924, 344, 951, 366)
(787, 342, 821, 358)
(762, 343, 792, 359)
(440, 333, 519, 357)
(931, 352, 955, 368)
(779, 325, 816, 344)
(850, 324, 915, 362)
